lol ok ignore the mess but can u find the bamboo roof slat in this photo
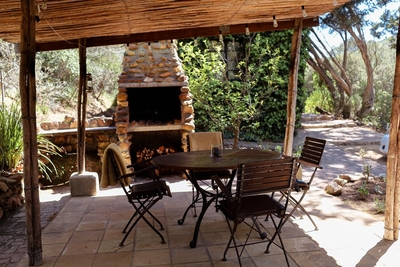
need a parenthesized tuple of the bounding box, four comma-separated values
(0, 0, 350, 51)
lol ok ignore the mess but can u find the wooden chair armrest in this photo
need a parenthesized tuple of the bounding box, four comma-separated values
(211, 175, 232, 197)
(297, 158, 323, 169)
(126, 158, 154, 169)
(120, 164, 159, 180)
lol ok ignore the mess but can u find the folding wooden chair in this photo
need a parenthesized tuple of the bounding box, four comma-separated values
(101, 143, 172, 246)
(282, 137, 326, 230)
(213, 157, 296, 267)
(178, 132, 231, 224)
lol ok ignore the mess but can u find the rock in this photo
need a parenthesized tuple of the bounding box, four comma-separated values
(338, 174, 352, 181)
(339, 173, 364, 182)
(325, 181, 342, 196)
(333, 177, 348, 186)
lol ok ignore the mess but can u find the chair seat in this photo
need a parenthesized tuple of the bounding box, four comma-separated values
(130, 180, 171, 199)
(219, 195, 285, 221)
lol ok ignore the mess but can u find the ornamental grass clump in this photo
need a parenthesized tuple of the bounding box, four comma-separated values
(0, 103, 62, 181)
(0, 103, 24, 170)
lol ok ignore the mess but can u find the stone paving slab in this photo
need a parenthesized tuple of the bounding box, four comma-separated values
(0, 186, 71, 267)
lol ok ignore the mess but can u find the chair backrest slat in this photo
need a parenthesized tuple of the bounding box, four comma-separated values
(299, 137, 326, 166)
(237, 157, 296, 197)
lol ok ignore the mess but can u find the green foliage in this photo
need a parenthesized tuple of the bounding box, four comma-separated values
(357, 182, 370, 199)
(370, 4, 400, 46)
(178, 39, 227, 133)
(0, 103, 62, 180)
(309, 1, 396, 123)
(242, 30, 308, 142)
(35, 45, 123, 117)
(37, 135, 63, 182)
(306, 35, 395, 128)
(374, 198, 385, 213)
(0, 103, 23, 169)
(179, 31, 309, 143)
(359, 149, 373, 180)
(0, 40, 21, 104)
(36, 49, 79, 112)
(179, 37, 274, 145)
(293, 146, 302, 157)
(86, 46, 124, 106)
(304, 74, 334, 113)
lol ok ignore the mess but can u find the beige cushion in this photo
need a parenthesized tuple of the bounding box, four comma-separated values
(296, 165, 303, 180)
(188, 132, 223, 151)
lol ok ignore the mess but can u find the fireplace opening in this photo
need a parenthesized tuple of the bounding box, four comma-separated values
(128, 86, 182, 124)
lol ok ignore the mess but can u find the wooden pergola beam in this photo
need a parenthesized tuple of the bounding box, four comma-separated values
(33, 19, 319, 52)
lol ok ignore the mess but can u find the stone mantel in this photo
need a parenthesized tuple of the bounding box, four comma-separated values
(127, 125, 183, 132)
(119, 82, 188, 88)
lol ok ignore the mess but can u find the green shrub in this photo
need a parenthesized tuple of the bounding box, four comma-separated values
(374, 198, 385, 213)
(0, 103, 23, 170)
(357, 182, 370, 199)
(37, 135, 62, 182)
(0, 103, 62, 181)
(304, 81, 334, 114)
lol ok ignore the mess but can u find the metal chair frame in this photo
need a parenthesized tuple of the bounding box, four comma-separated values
(106, 148, 172, 246)
(281, 137, 326, 230)
(213, 157, 297, 267)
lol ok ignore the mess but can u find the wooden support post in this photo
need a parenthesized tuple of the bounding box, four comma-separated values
(77, 39, 87, 174)
(283, 18, 302, 156)
(72, 42, 99, 197)
(384, 17, 400, 241)
(20, 0, 42, 265)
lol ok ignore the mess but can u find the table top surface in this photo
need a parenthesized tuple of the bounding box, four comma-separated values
(151, 149, 281, 171)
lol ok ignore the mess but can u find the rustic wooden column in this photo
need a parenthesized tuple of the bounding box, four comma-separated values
(70, 39, 98, 197)
(77, 39, 87, 173)
(283, 18, 303, 156)
(20, 0, 42, 265)
(384, 17, 400, 241)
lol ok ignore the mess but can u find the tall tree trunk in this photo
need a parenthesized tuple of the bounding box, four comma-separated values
(307, 29, 353, 118)
(384, 16, 400, 241)
(20, 0, 42, 265)
(347, 25, 375, 118)
(232, 126, 240, 149)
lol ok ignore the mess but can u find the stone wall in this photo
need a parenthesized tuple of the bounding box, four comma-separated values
(39, 116, 114, 132)
(38, 116, 118, 185)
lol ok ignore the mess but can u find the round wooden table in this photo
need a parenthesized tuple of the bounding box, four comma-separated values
(152, 149, 280, 171)
(152, 149, 281, 248)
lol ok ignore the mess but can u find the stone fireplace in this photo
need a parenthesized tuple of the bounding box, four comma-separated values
(115, 40, 194, 165)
